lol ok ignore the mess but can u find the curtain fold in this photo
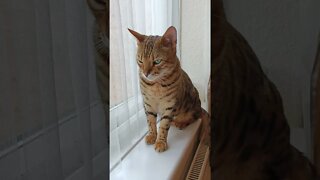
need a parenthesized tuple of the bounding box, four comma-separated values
(110, 0, 179, 171)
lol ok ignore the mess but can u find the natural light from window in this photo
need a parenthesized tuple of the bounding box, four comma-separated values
(109, 0, 180, 170)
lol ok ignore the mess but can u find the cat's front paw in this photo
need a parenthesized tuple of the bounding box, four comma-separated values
(154, 140, 168, 152)
(145, 134, 157, 144)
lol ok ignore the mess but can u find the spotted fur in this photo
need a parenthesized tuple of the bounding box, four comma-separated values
(212, 0, 319, 179)
(128, 27, 203, 152)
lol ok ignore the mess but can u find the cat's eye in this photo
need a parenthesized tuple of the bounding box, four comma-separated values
(154, 59, 162, 65)
(138, 60, 143, 64)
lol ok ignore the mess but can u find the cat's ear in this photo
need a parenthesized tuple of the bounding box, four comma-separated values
(161, 26, 177, 48)
(128, 28, 146, 43)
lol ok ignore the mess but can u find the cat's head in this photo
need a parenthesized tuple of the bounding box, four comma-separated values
(128, 26, 178, 82)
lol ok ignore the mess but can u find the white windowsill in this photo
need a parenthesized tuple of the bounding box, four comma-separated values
(110, 119, 202, 180)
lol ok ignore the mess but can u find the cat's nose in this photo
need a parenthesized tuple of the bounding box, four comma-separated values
(144, 71, 151, 77)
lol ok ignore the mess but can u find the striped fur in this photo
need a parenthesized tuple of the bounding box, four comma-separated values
(129, 27, 203, 152)
(212, 0, 319, 179)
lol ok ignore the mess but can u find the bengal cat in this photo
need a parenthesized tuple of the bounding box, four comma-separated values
(212, 0, 319, 179)
(128, 27, 206, 152)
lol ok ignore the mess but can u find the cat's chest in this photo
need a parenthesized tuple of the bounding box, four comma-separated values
(143, 83, 167, 97)
(142, 83, 175, 113)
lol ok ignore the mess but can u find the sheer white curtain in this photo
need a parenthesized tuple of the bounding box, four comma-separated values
(0, 0, 107, 180)
(110, 0, 180, 170)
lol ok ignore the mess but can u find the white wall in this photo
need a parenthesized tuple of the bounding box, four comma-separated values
(223, 0, 320, 159)
(180, 0, 211, 109)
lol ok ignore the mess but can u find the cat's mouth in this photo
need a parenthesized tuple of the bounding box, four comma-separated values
(140, 71, 168, 82)
(142, 73, 158, 81)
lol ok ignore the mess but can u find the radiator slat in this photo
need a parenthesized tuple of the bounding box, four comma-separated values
(186, 142, 209, 180)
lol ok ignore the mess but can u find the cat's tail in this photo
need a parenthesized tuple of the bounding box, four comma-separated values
(213, 0, 226, 19)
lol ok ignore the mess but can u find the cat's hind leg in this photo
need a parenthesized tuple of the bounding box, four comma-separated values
(171, 111, 198, 129)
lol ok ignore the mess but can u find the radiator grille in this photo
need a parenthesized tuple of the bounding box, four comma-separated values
(186, 142, 209, 180)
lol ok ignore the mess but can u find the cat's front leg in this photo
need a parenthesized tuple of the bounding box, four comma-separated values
(145, 110, 158, 145)
(155, 115, 172, 152)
